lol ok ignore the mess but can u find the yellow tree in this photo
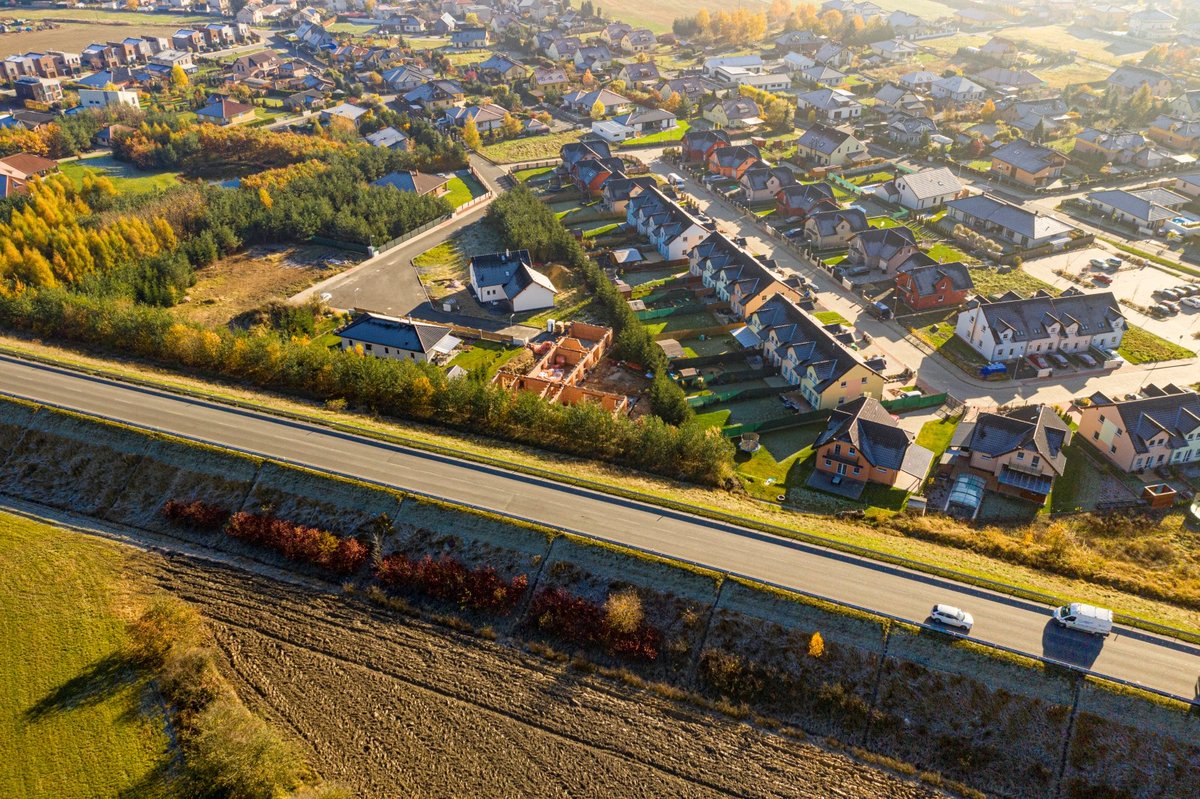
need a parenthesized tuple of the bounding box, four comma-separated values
(581, 68, 595, 87)
(696, 8, 711, 37)
(170, 63, 189, 91)
(462, 116, 482, 150)
(501, 112, 522, 138)
(980, 98, 996, 121)
(590, 98, 606, 120)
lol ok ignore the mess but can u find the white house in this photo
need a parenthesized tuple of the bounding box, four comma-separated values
(78, 88, 141, 109)
(626, 187, 709, 261)
(336, 313, 461, 363)
(930, 75, 986, 104)
(954, 289, 1126, 362)
(877, 167, 963, 211)
(468, 250, 557, 312)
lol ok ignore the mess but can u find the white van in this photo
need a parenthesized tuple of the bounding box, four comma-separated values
(667, 173, 685, 189)
(1053, 603, 1113, 637)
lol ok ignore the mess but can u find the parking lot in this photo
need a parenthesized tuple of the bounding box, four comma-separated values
(1022, 247, 1200, 345)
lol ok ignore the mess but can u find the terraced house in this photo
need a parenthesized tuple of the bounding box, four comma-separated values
(688, 233, 804, 319)
(626, 187, 709, 261)
(748, 296, 884, 410)
(739, 165, 797, 203)
(954, 289, 1126, 362)
(1078, 384, 1200, 471)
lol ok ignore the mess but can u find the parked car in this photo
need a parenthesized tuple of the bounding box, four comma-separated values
(1053, 603, 1113, 637)
(1157, 288, 1181, 301)
(1105, 257, 1122, 269)
(701, 174, 724, 185)
(1077, 352, 1097, 367)
(930, 604, 974, 632)
(1049, 353, 1069, 368)
(1088, 258, 1105, 269)
(1174, 285, 1197, 297)
(1161, 301, 1180, 314)
(1181, 296, 1200, 310)
(1092, 274, 1112, 285)
(1028, 354, 1050, 370)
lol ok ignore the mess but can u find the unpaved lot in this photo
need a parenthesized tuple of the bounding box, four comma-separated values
(131, 552, 952, 799)
(0, 23, 186, 57)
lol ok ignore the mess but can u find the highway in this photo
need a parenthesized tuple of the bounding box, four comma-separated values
(1, 354, 1197, 701)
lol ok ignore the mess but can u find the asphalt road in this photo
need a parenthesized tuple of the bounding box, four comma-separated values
(1, 355, 1197, 701)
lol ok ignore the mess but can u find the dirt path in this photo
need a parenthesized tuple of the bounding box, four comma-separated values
(1, 499, 952, 798)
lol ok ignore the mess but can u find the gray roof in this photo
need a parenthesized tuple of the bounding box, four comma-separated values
(969, 288, 1124, 346)
(807, 208, 869, 237)
(740, 165, 797, 191)
(897, 167, 962, 200)
(1086, 384, 1200, 455)
(947, 194, 1073, 241)
(990, 139, 1065, 174)
(1106, 64, 1169, 91)
(798, 87, 859, 112)
(816, 396, 933, 476)
(338, 313, 455, 354)
(469, 250, 556, 300)
(967, 405, 1069, 475)
(852, 226, 916, 261)
(749, 295, 878, 392)
(932, 75, 984, 94)
(796, 124, 855, 156)
(900, 261, 973, 296)
(1087, 189, 1176, 224)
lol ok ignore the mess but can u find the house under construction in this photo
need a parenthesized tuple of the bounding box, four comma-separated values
(493, 321, 630, 413)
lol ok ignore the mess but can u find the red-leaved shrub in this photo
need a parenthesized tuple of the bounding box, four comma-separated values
(375, 554, 528, 614)
(161, 499, 230, 530)
(224, 511, 368, 575)
(527, 587, 661, 661)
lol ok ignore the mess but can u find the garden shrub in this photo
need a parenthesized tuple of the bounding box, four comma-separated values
(374, 553, 528, 614)
(528, 586, 661, 661)
(224, 511, 368, 575)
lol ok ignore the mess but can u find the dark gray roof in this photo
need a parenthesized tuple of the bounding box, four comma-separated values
(816, 396, 924, 472)
(740, 165, 797, 191)
(947, 194, 1073, 241)
(967, 405, 1070, 474)
(1086, 189, 1176, 224)
(1106, 64, 1169, 91)
(778, 182, 836, 210)
(807, 208, 868, 237)
(710, 144, 761, 167)
(900, 261, 973, 296)
(796, 124, 855, 156)
(852, 226, 916, 260)
(989, 139, 1065, 174)
(338, 313, 454, 354)
(970, 288, 1124, 346)
(1086, 385, 1200, 455)
(749, 296, 878, 392)
(896, 167, 962, 200)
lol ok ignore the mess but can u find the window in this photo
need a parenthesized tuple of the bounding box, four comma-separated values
(834, 444, 842, 455)
(840, 380, 847, 387)
(1116, 429, 1123, 437)
(824, 459, 832, 467)
(1016, 452, 1025, 460)
(852, 466, 861, 475)
(848, 447, 856, 456)
(1110, 444, 1117, 454)
(861, 376, 868, 384)
(1093, 431, 1099, 440)
(1031, 456, 1040, 468)
(1099, 415, 1105, 423)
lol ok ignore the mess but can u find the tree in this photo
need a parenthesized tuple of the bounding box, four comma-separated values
(581, 68, 595, 87)
(808, 631, 824, 658)
(1031, 118, 1047, 143)
(462, 116, 482, 150)
(590, 98, 606, 120)
(170, 63, 189, 91)
(649, 372, 690, 424)
(1126, 83, 1153, 124)
(465, 12, 480, 25)
(696, 8, 711, 37)
(501, 112, 522, 138)
(604, 590, 644, 635)
(980, 98, 996, 121)
(125, 0, 139, 8)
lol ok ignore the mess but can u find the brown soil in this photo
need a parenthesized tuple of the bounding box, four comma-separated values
(177, 245, 358, 328)
(132, 550, 954, 799)
(0, 23, 185, 58)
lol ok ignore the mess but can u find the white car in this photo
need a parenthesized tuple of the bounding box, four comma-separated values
(930, 604, 974, 631)
(1181, 296, 1200, 310)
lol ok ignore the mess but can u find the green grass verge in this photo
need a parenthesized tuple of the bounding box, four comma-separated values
(1117, 325, 1196, 365)
(0, 511, 175, 799)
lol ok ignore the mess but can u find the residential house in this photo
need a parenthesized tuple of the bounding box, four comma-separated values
(798, 64, 847, 88)
(94, 124, 133, 148)
(0, 152, 58, 182)
(689, 233, 805, 319)
(600, 174, 657, 213)
(1129, 7, 1177, 40)
(1147, 115, 1200, 152)
(608, 107, 677, 136)
(978, 37, 1020, 65)
(958, 405, 1072, 504)
(874, 83, 930, 116)
(1168, 90, 1200, 121)
(619, 28, 656, 53)
(559, 140, 613, 179)
(972, 66, 1046, 94)
(747, 295, 884, 410)
(783, 52, 817, 74)
(796, 87, 862, 123)
(195, 97, 256, 125)
(1084, 188, 1189, 233)
(468, 250, 557, 311)
(776, 182, 838, 219)
(372, 170, 451, 197)
(813, 397, 934, 492)
(444, 103, 509, 133)
(898, 70, 938, 93)
(814, 42, 853, 68)
(403, 80, 466, 112)
(14, 76, 62, 104)
(1078, 384, 1200, 471)
(954, 288, 1125, 362)
(739, 165, 797, 203)
(451, 27, 489, 48)
(283, 88, 326, 111)
(382, 65, 433, 92)
(870, 38, 919, 61)
(78, 88, 140, 110)
(930, 75, 986, 104)
(775, 30, 826, 52)
(543, 35, 580, 61)
(718, 67, 792, 93)
(997, 97, 1070, 137)
(570, 156, 626, 195)
(530, 66, 570, 95)
(703, 55, 763, 77)
(875, 167, 964, 211)
(703, 97, 764, 129)
(681, 129, 732, 163)
(601, 22, 633, 46)
(321, 102, 370, 128)
(626, 187, 709, 261)
(617, 61, 661, 88)
(887, 113, 938, 147)
(989, 139, 1067, 188)
(707, 144, 761, 179)
(573, 45, 613, 72)
(171, 29, 206, 52)
(887, 10, 933, 39)
(847, 227, 920, 273)
(794, 124, 865, 167)
(656, 76, 718, 105)
(1105, 64, 1173, 98)
(895, 260, 974, 310)
(1173, 173, 1200, 199)
(562, 88, 630, 116)
(945, 194, 1076, 248)
(336, 313, 460, 363)
(364, 126, 410, 151)
(478, 55, 526, 85)
(231, 50, 281, 79)
(804, 208, 869, 248)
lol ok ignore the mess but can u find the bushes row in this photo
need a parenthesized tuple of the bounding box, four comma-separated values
(375, 553, 529, 614)
(161, 501, 368, 576)
(527, 587, 661, 661)
(7, 290, 731, 485)
(225, 511, 369, 576)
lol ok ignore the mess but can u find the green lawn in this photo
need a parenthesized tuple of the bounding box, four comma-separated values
(735, 423, 824, 502)
(512, 166, 553, 183)
(59, 155, 180, 197)
(448, 340, 523, 378)
(1118, 325, 1196, 365)
(443, 173, 485, 208)
(870, 216, 903, 229)
(925, 242, 973, 264)
(967, 266, 1056, 297)
(916, 416, 959, 461)
(813, 310, 850, 325)
(481, 130, 584, 164)
(622, 120, 691, 146)
(0, 512, 175, 799)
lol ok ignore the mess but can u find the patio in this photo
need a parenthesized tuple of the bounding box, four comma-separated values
(806, 469, 868, 500)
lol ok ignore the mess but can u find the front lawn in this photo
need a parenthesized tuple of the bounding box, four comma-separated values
(443, 172, 485, 208)
(481, 130, 585, 164)
(622, 120, 690, 146)
(916, 416, 959, 461)
(1118, 325, 1196, 364)
(512, 166, 553, 183)
(59, 155, 180, 197)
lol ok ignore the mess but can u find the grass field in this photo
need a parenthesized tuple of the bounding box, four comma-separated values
(443, 172, 485, 208)
(0, 511, 174, 799)
(448, 339, 522, 378)
(480, 130, 584, 164)
(968, 265, 1056, 297)
(1118, 325, 1196, 364)
(60, 155, 181, 197)
(622, 121, 690, 146)
(1000, 24, 1149, 66)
